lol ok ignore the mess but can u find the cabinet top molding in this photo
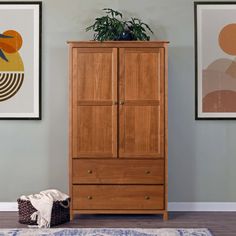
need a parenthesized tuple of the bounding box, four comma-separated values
(67, 41, 169, 48)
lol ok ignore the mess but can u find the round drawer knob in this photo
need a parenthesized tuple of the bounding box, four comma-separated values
(87, 196, 93, 200)
(145, 196, 150, 200)
(145, 170, 151, 174)
(87, 170, 93, 174)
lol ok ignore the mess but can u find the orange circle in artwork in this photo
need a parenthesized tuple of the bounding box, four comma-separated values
(219, 24, 236, 55)
(0, 30, 23, 53)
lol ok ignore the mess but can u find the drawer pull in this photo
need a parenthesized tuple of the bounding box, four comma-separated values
(87, 196, 93, 200)
(87, 170, 93, 174)
(145, 196, 150, 200)
(145, 170, 151, 174)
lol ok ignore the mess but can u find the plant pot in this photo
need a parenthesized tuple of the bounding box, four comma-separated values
(118, 30, 135, 41)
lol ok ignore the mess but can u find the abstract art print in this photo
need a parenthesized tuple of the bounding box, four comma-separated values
(195, 2, 236, 119)
(0, 2, 41, 119)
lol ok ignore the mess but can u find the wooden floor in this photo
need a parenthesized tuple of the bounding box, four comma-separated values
(0, 212, 235, 235)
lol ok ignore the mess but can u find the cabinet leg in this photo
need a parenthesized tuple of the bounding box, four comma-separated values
(70, 210, 74, 221)
(163, 212, 168, 220)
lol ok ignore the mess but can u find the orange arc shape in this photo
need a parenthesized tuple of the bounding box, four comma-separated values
(203, 90, 236, 112)
(0, 30, 23, 53)
(219, 24, 236, 56)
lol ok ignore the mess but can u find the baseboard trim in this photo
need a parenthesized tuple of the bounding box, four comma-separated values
(1, 202, 236, 212)
(0, 202, 18, 211)
(168, 202, 236, 211)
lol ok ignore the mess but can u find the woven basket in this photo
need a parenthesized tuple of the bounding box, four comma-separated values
(17, 198, 70, 226)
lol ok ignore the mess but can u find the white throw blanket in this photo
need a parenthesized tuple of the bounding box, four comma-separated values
(20, 189, 69, 228)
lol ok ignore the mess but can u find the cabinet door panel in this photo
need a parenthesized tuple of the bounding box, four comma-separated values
(119, 48, 164, 158)
(77, 49, 112, 100)
(76, 106, 113, 157)
(124, 51, 161, 100)
(120, 106, 163, 157)
(72, 48, 117, 158)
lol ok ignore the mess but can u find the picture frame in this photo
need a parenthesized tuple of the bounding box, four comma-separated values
(195, 2, 236, 120)
(0, 2, 42, 120)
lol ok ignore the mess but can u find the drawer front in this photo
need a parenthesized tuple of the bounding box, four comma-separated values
(73, 185, 164, 210)
(72, 159, 164, 184)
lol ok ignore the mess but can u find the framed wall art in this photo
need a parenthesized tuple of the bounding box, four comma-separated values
(0, 2, 42, 120)
(195, 2, 236, 119)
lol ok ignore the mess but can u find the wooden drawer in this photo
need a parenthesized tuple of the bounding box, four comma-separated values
(73, 185, 164, 210)
(72, 159, 164, 184)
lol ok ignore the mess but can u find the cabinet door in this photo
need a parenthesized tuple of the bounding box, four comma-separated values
(72, 48, 118, 158)
(119, 48, 164, 158)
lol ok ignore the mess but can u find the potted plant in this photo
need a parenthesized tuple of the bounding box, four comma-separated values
(86, 8, 153, 41)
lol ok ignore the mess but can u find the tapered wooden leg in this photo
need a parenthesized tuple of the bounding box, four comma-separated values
(70, 210, 74, 221)
(163, 212, 168, 220)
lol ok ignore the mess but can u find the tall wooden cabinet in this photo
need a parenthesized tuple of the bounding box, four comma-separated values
(68, 41, 169, 220)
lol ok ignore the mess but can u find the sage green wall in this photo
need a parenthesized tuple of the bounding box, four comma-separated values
(1, 0, 236, 202)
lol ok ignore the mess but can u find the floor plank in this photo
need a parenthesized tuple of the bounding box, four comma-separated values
(0, 212, 235, 236)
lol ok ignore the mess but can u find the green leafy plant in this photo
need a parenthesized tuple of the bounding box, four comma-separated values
(127, 17, 153, 41)
(86, 8, 153, 41)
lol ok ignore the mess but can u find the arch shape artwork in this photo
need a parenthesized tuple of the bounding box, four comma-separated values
(195, 2, 236, 119)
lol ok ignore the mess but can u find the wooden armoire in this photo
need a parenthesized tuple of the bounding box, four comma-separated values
(68, 41, 169, 220)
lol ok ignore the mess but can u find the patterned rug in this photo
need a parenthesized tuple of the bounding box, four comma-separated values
(0, 228, 213, 236)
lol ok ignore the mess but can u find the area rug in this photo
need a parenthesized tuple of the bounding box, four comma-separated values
(0, 228, 213, 236)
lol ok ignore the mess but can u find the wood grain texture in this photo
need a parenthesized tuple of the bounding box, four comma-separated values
(72, 159, 164, 184)
(67, 41, 169, 48)
(120, 106, 163, 158)
(164, 46, 169, 215)
(76, 106, 113, 157)
(73, 185, 164, 210)
(68, 43, 73, 219)
(72, 48, 117, 158)
(123, 48, 161, 101)
(76, 48, 112, 101)
(112, 49, 118, 158)
(1, 211, 235, 236)
(68, 41, 168, 220)
(119, 48, 164, 158)
(72, 210, 167, 214)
